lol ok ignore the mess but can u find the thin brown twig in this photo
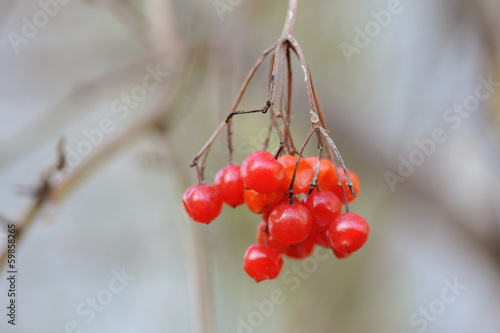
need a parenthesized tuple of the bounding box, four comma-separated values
(192, 45, 275, 168)
(267, 43, 287, 157)
(232, 44, 276, 110)
(309, 69, 351, 206)
(270, 106, 286, 158)
(225, 104, 270, 122)
(309, 72, 332, 159)
(307, 131, 324, 194)
(278, 46, 288, 153)
(288, 127, 315, 204)
(286, 44, 293, 125)
(226, 121, 233, 165)
(262, 112, 274, 151)
(225, 44, 276, 164)
(191, 0, 300, 168)
(278, 50, 286, 118)
(284, 44, 297, 155)
(195, 162, 204, 184)
(283, 44, 297, 155)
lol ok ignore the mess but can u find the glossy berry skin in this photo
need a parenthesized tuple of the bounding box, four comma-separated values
(278, 155, 314, 194)
(305, 156, 337, 191)
(303, 190, 342, 232)
(284, 233, 316, 259)
(243, 244, 283, 282)
(260, 194, 297, 222)
(311, 230, 351, 259)
(312, 230, 350, 259)
(268, 201, 312, 245)
(182, 184, 223, 224)
(327, 167, 360, 203)
(312, 229, 331, 248)
(214, 164, 245, 207)
(244, 190, 285, 215)
(256, 221, 287, 252)
(241, 151, 285, 194)
(328, 212, 369, 254)
(333, 248, 351, 259)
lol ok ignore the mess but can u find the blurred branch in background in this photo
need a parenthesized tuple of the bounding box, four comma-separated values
(0, 63, 190, 269)
(1, 0, 500, 332)
(0, 55, 166, 171)
(0, 0, 215, 332)
(0, 0, 190, 253)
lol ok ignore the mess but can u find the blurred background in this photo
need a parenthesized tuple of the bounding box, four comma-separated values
(1, 0, 500, 332)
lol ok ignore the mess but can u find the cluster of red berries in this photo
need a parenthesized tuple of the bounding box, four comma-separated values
(183, 150, 369, 282)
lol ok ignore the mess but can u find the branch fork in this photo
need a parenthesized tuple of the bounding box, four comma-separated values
(190, 0, 356, 203)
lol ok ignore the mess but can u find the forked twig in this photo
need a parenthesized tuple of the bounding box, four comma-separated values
(190, 0, 356, 205)
(287, 36, 356, 198)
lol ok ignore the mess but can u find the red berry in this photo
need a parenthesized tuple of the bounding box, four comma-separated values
(256, 221, 287, 252)
(278, 155, 314, 194)
(284, 233, 316, 259)
(244, 189, 285, 215)
(262, 209, 271, 223)
(305, 156, 337, 191)
(333, 248, 351, 259)
(214, 164, 245, 207)
(303, 190, 342, 232)
(243, 244, 283, 282)
(182, 184, 223, 224)
(268, 201, 312, 245)
(328, 212, 369, 254)
(327, 167, 360, 203)
(311, 230, 351, 259)
(241, 151, 285, 194)
(260, 194, 298, 221)
(312, 230, 350, 258)
(312, 229, 330, 248)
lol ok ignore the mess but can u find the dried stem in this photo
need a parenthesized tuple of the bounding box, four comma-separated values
(287, 35, 356, 197)
(308, 132, 324, 194)
(319, 127, 356, 197)
(309, 73, 332, 160)
(226, 44, 276, 164)
(309, 73, 351, 205)
(191, 0, 300, 168)
(334, 163, 351, 212)
(190, 0, 356, 208)
(225, 103, 270, 122)
(288, 127, 315, 204)
(266, 44, 287, 157)
(193, 44, 276, 168)
(262, 113, 274, 151)
(284, 45, 297, 155)
(278, 48, 287, 153)
(226, 121, 233, 165)
(195, 162, 204, 184)
(286, 45, 293, 125)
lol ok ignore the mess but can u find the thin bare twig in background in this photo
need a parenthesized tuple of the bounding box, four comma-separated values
(0, 61, 199, 272)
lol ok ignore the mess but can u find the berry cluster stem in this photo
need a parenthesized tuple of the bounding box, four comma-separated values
(190, 0, 356, 209)
(288, 36, 356, 199)
(307, 133, 324, 195)
(288, 127, 315, 204)
(190, 0, 299, 171)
